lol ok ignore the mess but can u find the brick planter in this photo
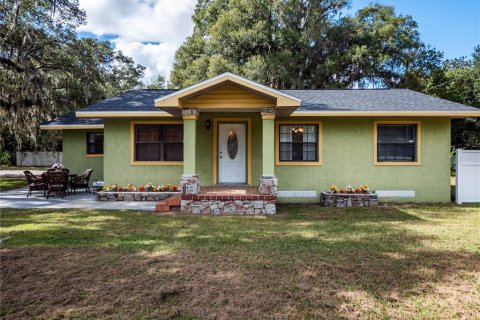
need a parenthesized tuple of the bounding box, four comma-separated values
(96, 191, 180, 202)
(320, 192, 378, 207)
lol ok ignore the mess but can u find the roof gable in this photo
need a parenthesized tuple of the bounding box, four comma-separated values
(155, 72, 301, 109)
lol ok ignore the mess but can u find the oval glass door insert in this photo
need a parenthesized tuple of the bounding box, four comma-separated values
(226, 130, 238, 159)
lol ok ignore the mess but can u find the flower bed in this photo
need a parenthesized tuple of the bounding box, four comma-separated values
(96, 183, 180, 202)
(321, 184, 378, 207)
(97, 191, 179, 202)
(101, 183, 178, 192)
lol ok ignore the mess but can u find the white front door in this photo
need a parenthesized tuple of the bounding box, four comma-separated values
(219, 123, 246, 183)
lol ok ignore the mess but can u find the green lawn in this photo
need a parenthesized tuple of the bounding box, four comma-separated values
(0, 177, 26, 191)
(0, 165, 50, 171)
(1, 205, 479, 319)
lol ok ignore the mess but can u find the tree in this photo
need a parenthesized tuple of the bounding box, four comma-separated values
(339, 4, 444, 89)
(170, 1, 440, 90)
(424, 47, 480, 149)
(146, 73, 167, 89)
(0, 0, 145, 154)
(171, 0, 349, 88)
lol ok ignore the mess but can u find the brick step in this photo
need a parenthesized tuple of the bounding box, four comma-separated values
(155, 202, 169, 212)
(155, 194, 181, 212)
(165, 193, 181, 206)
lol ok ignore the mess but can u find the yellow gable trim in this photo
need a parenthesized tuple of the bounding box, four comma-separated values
(155, 72, 301, 108)
(181, 85, 276, 109)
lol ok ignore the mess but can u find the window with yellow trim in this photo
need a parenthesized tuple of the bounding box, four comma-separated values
(376, 124, 417, 162)
(278, 124, 318, 162)
(134, 124, 183, 161)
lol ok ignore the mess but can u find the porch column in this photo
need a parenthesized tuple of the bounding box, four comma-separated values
(259, 108, 278, 195)
(180, 108, 200, 195)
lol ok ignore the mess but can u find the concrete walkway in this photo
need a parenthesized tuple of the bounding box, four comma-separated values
(0, 188, 155, 211)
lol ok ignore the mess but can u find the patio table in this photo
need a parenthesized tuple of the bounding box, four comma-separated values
(68, 173, 77, 193)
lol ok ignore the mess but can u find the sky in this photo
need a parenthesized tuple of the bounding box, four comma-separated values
(77, 0, 480, 83)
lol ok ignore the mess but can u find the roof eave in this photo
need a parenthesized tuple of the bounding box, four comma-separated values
(290, 111, 480, 117)
(40, 124, 104, 130)
(75, 111, 174, 118)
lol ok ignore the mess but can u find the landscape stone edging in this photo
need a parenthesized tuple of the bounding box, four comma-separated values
(96, 191, 180, 202)
(181, 199, 276, 215)
(320, 192, 378, 207)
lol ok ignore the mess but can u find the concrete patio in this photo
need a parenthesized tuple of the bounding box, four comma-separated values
(0, 188, 155, 211)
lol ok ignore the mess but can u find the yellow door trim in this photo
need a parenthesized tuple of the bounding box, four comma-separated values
(213, 118, 252, 185)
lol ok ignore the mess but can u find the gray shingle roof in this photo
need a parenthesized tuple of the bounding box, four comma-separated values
(282, 89, 478, 112)
(78, 89, 176, 112)
(41, 88, 479, 127)
(40, 112, 103, 126)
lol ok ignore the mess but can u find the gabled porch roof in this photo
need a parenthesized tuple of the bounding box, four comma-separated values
(155, 72, 302, 116)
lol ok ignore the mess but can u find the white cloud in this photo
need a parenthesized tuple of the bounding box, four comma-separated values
(78, 0, 197, 82)
(113, 40, 178, 82)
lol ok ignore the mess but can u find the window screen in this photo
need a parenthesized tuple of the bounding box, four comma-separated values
(377, 124, 417, 162)
(135, 124, 183, 161)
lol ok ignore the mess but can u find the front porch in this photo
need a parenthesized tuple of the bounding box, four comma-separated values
(155, 74, 298, 213)
(178, 110, 279, 214)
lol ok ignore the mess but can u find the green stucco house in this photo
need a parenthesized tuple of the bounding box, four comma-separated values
(41, 72, 480, 206)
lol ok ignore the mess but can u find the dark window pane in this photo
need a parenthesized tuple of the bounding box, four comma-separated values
(164, 143, 183, 161)
(163, 125, 183, 142)
(134, 124, 183, 161)
(86, 133, 104, 154)
(136, 124, 161, 143)
(377, 124, 417, 162)
(136, 143, 160, 161)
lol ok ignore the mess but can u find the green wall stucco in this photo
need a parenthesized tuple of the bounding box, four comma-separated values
(62, 130, 104, 185)
(94, 115, 450, 203)
(275, 118, 451, 203)
(103, 118, 182, 186)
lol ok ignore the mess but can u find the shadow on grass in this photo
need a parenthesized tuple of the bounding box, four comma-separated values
(1, 205, 479, 319)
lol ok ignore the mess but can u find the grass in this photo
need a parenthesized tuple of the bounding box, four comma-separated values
(0, 177, 26, 191)
(0, 165, 50, 171)
(1, 204, 479, 319)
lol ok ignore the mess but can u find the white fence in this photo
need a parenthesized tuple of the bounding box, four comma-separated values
(456, 149, 480, 204)
(16, 152, 63, 167)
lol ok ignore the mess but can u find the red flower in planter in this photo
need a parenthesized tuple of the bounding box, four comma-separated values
(139, 186, 145, 192)
(339, 189, 345, 193)
(354, 188, 360, 193)
(172, 186, 178, 192)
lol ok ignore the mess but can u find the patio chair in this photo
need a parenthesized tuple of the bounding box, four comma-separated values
(23, 171, 46, 197)
(71, 169, 94, 194)
(46, 171, 68, 199)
